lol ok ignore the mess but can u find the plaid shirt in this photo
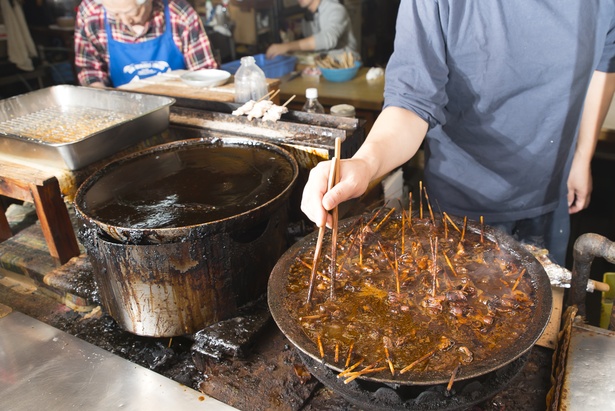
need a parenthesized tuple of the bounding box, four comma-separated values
(75, 0, 217, 86)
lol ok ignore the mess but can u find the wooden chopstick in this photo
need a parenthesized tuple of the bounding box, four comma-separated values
(329, 137, 342, 300)
(306, 137, 342, 304)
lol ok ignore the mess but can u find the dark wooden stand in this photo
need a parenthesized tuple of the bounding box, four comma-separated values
(0, 161, 80, 265)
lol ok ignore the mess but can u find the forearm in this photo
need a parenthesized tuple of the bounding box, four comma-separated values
(285, 36, 317, 53)
(567, 70, 615, 212)
(353, 106, 429, 182)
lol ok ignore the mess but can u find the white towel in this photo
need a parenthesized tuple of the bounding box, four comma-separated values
(1, 0, 37, 71)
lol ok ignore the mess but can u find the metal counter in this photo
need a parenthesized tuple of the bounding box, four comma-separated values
(562, 323, 615, 409)
(0, 311, 237, 411)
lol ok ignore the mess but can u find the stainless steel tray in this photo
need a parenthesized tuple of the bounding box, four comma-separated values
(0, 85, 175, 170)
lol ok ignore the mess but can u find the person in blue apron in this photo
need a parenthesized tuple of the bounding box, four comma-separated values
(75, 0, 218, 88)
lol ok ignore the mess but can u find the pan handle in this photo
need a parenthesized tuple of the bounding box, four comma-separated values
(568, 233, 615, 317)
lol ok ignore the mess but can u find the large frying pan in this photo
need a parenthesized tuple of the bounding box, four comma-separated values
(268, 212, 553, 385)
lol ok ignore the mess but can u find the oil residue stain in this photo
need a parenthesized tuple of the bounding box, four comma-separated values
(84, 145, 294, 229)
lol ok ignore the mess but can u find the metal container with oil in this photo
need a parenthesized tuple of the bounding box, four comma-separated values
(75, 137, 298, 337)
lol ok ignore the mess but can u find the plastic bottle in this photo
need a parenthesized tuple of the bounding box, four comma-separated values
(234, 56, 268, 103)
(302, 88, 325, 114)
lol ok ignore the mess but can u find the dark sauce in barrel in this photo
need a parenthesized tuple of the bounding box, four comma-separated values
(84, 144, 295, 229)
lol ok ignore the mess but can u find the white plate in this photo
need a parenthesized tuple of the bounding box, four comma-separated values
(180, 69, 231, 88)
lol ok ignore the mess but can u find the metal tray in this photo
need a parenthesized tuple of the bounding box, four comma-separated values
(0, 85, 175, 170)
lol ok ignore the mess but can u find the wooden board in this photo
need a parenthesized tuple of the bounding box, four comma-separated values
(119, 69, 280, 104)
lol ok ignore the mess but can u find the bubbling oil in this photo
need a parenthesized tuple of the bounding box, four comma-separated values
(285, 210, 538, 382)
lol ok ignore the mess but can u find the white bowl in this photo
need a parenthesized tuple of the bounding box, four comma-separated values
(180, 69, 230, 88)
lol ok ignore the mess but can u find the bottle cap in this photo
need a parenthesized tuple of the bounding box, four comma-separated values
(305, 88, 318, 99)
(330, 104, 355, 118)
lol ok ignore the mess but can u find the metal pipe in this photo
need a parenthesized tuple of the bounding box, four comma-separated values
(569, 233, 615, 317)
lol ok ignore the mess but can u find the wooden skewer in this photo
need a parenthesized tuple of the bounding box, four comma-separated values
(444, 252, 458, 277)
(306, 226, 326, 304)
(359, 222, 364, 266)
(480, 215, 485, 243)
(401, 210, 406, 255)
(306, 137, 341, 304)
(338, 357, 364, 377)
(408, 192, 413, 226)
(269, 89, 281, 101)
(344, 366, 388, 384)
(511, 268, 527, 292)
(375, 207, 396, 231)
(430, 236, 438, 297)
(424, 188, 435, 224)
(344, 367, 389, 384)
(383, 337, 395, 376)
(399, 348, 437, 374)
(394, 247, 400, 294)
(281, 94, 296, 107)
(419, 181, 424, 219)
(256, 89, 275, 102)
(329, 137, 342, 301)
(334, 343, 340, 363)
(443, 212, 461, 232)
(317, 334, 325, 358)
(345, 342, 355, 368)
(447, 363, 462, 392)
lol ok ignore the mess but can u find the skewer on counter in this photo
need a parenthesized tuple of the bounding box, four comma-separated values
(231, 89, 276, 115)
(262, 94, 296, 122)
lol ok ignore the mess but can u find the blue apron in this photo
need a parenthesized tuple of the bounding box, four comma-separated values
(105, 0, 186, 87)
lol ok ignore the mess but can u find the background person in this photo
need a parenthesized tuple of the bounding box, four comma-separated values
(300, 0, 615, 266)
(75, 0, 218, 87)
(266, 0, 357, 59)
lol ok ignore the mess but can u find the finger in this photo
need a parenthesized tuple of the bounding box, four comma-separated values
(301, 161, 333, 226)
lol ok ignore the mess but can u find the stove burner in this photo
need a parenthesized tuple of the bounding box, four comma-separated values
(299, 351, 529, 411)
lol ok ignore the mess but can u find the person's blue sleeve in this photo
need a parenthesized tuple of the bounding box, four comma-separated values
(384, 0, 449, 129)
(597, 12, 615, 72)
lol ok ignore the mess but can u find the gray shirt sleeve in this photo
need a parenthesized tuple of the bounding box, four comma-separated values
(597, 11, 615, 72)
(383, 0, 449, 129)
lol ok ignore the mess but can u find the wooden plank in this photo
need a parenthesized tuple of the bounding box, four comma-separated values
(119, 74, 280, 104)
(0, 161, 60, 202)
